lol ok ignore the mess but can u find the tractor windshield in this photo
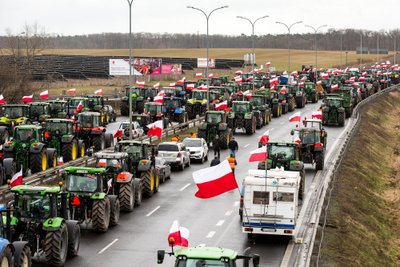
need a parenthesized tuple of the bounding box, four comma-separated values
(249, 96, 263, 106)
(241, 83, 253, 91)
(4, 106, 26, 118)
(123, 145, 143, 159)
(66, 173, 98, 193)
(232, 103, 249, 113)
(145, 88, 158, 98)
(326, 98, 341, 108)
(79, 114, 100, 128)
(30, 105, 46, 116)
(268, 145, 295, 160)
(49, 102, 65, 114)
(296, 130, 320, 144)
(165, 100, 180, 109)
(69, 99, 86, 107)
(145, 104, 163, 114)
(130, 88, 141, 96)
(206, 113, 222, 124)
(15, 194, 51, 220)
(46, 122, 69, 135)
(192, 91, 206, 100)
(14, 128, 37, 142)
(176, 259, 230, 267)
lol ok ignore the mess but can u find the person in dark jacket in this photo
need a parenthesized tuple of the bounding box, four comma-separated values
(228, 137, 239, 157)
(210, 156, 221, 167)
(212, 135, 221, 159)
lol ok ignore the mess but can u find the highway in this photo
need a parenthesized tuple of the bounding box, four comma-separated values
(31, 101, 349, 267)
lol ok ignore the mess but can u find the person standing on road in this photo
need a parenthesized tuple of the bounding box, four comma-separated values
(227, 154, 237, 175)
(213, 135, 221, 160)
(228, 137, 239, 157)
(210, 156, 221, 167)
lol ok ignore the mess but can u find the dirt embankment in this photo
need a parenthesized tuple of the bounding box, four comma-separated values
(316, 90, 400, 267)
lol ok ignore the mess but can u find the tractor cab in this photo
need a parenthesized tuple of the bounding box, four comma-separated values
(232, 101, 251, 113)
(191, 90, 207, 101)
(48, 99, 68, 118)
(205, 112, 223, 125)
(44, 118, 74, 136)
(64, 167, 104, 194)
(144, 102, 164, 117)
(77, 112, 102, 129)
(29, 102, 51, 123)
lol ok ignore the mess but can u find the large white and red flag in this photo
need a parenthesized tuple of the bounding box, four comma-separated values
(21, 95, 33, 103)
(10, 169, 23, 188)
(136, 81, 145, 87)
(215, 100, 227, 111)
(289, 112, 301, 122)
(312, 110, 322, 120)
(94, 89, 103, 96)
(39, 90, 49, 99)
(177, 77, 186, 85)
(147, 120, 163, 138)
(67, 88, 76, 95)
(259, 130, 270, 146)
(167, 220, 189, 247)
(154, 95, 164, 103)
(270, 77, 279, 86)
(248, 146, 267, 162)
(76, 101, 83, 113)
(0, 95, 6, 104)
(192, 160, 237, 199)
(153, 82, 160, 89)
(234, 76, 243, 84)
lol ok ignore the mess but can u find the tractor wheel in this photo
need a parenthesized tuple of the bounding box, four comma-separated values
(30, 150, 47, 174)
(288, 98, 296, 111)
(178, 113, 186, 124)
(282, 104, 288, 114)
(3, 158, 15, 181)
(245, 119, 253, 135)
(141, 168, 155, 197)
(153, 174, 160, 193)
(93, 134, 105, 151)
(227, 118, 234, 129)
(134, 178, 142, 207)
(119, 181, 135, 212)
(338, 112, 345, 127)
(13, 241, 31, 267)
(120, 101, 129, 116)
(92, 197, 110, 233)
(105, 133, 114, 148)
(62, 140, 78, 162)
(322, 111, 329, 126)
(137, 101, 145, 114)
(272, 106, 279, 117)
(312, 93, 318, 103)
(219, 129, 230, 149)
(0, 245, 12, 267)
(0, 127, 9, 144)
(185, 104, 193, 119)
(44, 221, 68, 267)
(77, 140, 85, 158)
(197, 129, 206, 140)
(345, 106, 353, 118)
(108, 195, 120, 226)
(296, 96, 304, 108)
(46, 148, 58, 169)
(315, 152, 324, 171)
(66, 221, 80, 257)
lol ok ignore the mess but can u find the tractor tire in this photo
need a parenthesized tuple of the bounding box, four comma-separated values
(338, 112, 345, 127)
(93, 134, 105, 151)
(178, 113, 186, 124)
(137, 101, 145, 114)
(77, 140, 85, 158)
(227, 118, 234, 129)
(92, 197, 111, 233)
(119, 182, 135, 212)
(30, 150, 47, 174)
(46, 148, 57, 169)
(141, 169, 155, 197)
(13, 241, 31, 267)
(120, 101, 129, 116)
(0, 244, 12, 267)
(322, 111, 329, 126)
(296, 96, 304, 108)
(272, 106, 279, 117)
(282, 103, 288, 114)
(245, 119, 253, 135)
(66, 221, 80, 257)
(312, 93, 318, 103)
(105, 133, 114, 148)
(153, 174, 160, 193)
(44, 221, 68, 267)
(62, 140, 78, 162)
(108, 195, 120, 226)
(197, 129, 206, 140)
(315, 152, 324, 171)
(3, 158, 15, 181)
(0, 127, 9, 144)
(219, 129, 230, 149)
(134, 178, 142, 206)
(288, 98, 296, 112)
(185, 104, 193, 119)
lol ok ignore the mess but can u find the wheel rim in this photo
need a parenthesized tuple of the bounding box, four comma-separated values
(74, 228, 80, 253)
(72, 142, 77, 160)
(150, 172, 154, 190)
(0, 256, 9, 267)
(81, 145, 85, 157)
(155, 175, 159, 189)
(42, 153, 47, 171)
(60, 227, 68, 260)
(53, 155, 57, 167)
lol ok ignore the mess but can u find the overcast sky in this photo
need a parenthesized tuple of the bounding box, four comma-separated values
(0, 0, 397, 36)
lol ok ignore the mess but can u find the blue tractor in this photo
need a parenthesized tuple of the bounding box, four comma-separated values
(163, 97, 188, 124)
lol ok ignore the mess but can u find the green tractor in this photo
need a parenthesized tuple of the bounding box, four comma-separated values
(48, 99, 68, 118)
(274, 85, 296, 112)
(84, 95, 108, 124)
(114, 140, 159, 197)
(120, 86, 147, 116)
(0, 104, 30, 142)
(336, 87, 354, 118)
(67, 97, 89, 117)
(293, 84, 307, 108)
(8, 185, 81, 266)
(43, 118, 86, 162)
(3, 125, 57, 176)
(322, 94, 346, 127)
(197, 111, 232, 149)
(62, 167, 120, 232)
(227, 101, 256, 135)
(94, 151, 143, 212)
(143, 102, 170, 126)
(185, 90, 208, 119)
(304, 82, 319, 103)
(248, 94, 272, 128)
(28, 102, 51, 123)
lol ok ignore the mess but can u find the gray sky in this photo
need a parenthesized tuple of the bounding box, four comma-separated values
(0, 0, 397, 36)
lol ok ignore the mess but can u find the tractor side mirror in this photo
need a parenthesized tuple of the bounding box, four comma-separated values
(157, 250, 165, 264)
(6, 200, 14, 209)
(290, 130, 294, 136)
(252, 254, 260, 267)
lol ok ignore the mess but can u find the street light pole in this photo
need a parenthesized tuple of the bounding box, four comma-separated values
(360, 31, 363, 70)
(340, 31, 343, 69)
(377, 33, 379, 63)
(276, 21, 302, 77)
(187, 5, 228, 111)
(305, 24, 327, 75)
(236, 15, 269, 72)
(127, 0, 134, 140)
(394, 35, 397, 65)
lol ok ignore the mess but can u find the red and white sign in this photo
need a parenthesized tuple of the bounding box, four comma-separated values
(39, 90, 49, 99)
(195, 73, 203, 78)
(147, 120, 163, 138)
(136, 81, 145, 87)
(0, 95, 5, 104)
(289, 112, 301, 122)
(167, 220, 189, 247)
(10, 169, 23, 188)
(94, 89, 103, 96)
(312, 111, 323, 120)
(21, 95, 33, 103)
(192, 160, 237, 199)
(215, 100, 227, 111)
(248, 146, 267, 162)
(67, 88, 76, 95)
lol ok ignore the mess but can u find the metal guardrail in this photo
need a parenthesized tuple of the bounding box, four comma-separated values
(0, 116, 205, 202)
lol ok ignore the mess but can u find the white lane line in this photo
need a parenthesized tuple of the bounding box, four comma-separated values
(199, 244, 206, 247)
(216, 220, 225, 226)
(146, 206, 160, 217)
(206, 231, 216, 238)
(179, 183, 191, 191)
(224, 210, 233, 216)
(244, 144, 250, 148)
(98, 239, 119, 254)
(233, 201, 239, 207)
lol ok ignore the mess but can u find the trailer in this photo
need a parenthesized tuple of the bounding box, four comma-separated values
(241, 169, 301, 236)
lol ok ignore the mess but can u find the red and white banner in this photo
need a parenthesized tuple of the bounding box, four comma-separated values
(289, 112, 301, 122)
(248, 146, 267, 162)
(177, 77, 186, 85)
(312, 110, 322, 120)
(215, 100, 227, 111)
(167, 220, 189, 247)
(67, 88, 76, 95)
(154, 95, 164, 103)
(94, 89, 103, 96)
(331, 84, 339, 91)
(234, 76, 243, 84)
(136, 81, 145, 87)
(153, 82, 160, 89)
(234, 70, 243, 75)
(21, 95, 33, 103)
(186, 84, 195, 90)
(0, 95, 5, 104)
(270, 77, 279, 86)
(259, 130, 270, 146)
(192, 160, 237, 199)
(10, 169, 23, 188)
(147, 120, 163, 138)
(195, 73, 203, 78)
(39, 90, 49, 99)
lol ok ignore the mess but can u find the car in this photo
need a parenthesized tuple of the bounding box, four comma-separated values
(104, 105, 117, 122)
(117, 121, 144, 141)
(156, 141, 190, 171)
(182, 137, 209, 163)
(155, 157, 172, 183)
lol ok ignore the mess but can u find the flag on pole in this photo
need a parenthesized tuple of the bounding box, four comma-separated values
(312, 111, 323, 120)
(248, 146, 267, 162)
(94, 89, 103, 96)
(114, 129, 123, 138)
(177, 77, 186, 85)
(167, 220, 190, 247)
(39, 90, 49, 99)
(10, 169, 23, 188)
(169, 83, 176, 88)
(76, 101, 83, 113)
(234, 70, 243, 75)
(67, 88, 76, 95)
(289, 112, 301, 122)
(259, 130, 270, 146)
(331, 84, 339, 91)
(208, 73, 214, 78)
(21, 95, 33, 103)
(270, 77, 279, 86)
(153, 82, 160, 89)
(195, 73, 203, 78)
(136, 81, 145, 87)
(147, 120, 163, 138)
(154, 95, 164, 103)
(215, 100, 227, 111)
(192, 160, 237, 199)
(0, 95, 5, 104)
(234, 76, 243, 84)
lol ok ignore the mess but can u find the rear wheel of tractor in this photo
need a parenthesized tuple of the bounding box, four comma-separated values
(92, 198, 110, 233)
(66, 221, 80, 257)
(315, 152, 324, 170)
(0, 127, 9, 144)
(62, 140, 78, 162)
(228, 118, 234, 129)
(153, 174, 160, 193)
(120, 101, 129, 116)
(219, 129, 229, 149)
(78, 140, 85, 158)
(178, 113, 185, 123)
(312, 93, 318, 103)
(288, 98, 295, 111)
(44, 221, 68, 267)
(296, 97, 304, 108)
(13, 241, 31, 267)
(272, 106, 279, 117)
(119, 181, 134, 212)
(105, 133, 114, 148)
(185, 104, 193, 119)
(137, 101, 145, 114)
(46, 148, 57, 169)
(30, 150, 47, 174)
(93, 134, 105, 151)
(197, 129, 206, 140)
(245, 119, 253, 135)
(3, 158, 15, 181)
(0, 245, 12, 267)
(322, 111, 328, 126)
(142, 169, 155, 197)
(108, 195, 120, 226)
(338, 112, 345, 127)
(134, 178, 142, 207)
(282, 104, 288, 114)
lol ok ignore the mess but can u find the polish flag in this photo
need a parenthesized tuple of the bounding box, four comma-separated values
(147, 120, 163, 138)
(177, 77, 186, 85)
(234, 70, 243, 75)
(58, 156, 64, 165)
(107, 179, 113, 191)
(248, 146, 267, 162)
(195, 73, 203, 78)
(136, 81, 145, 87)
(39, 90, 49, 99)
(358, 77, 365, 82)
(300, 76, 307, 82)
(316, 81, 322, 85)
(21, 95, 33, 103)
(153, 82, 160, 89)
(114, 129, 123, 138)
(362, 72, 367, 77)
(266, 62, 271, 66)
(234, 76, 243, 84)
(169, 83, 176, 88)
(0, 95, 5, 104)
(243, 90, 252, 99)
(246, 76, 254, 81)
(331, 84, 339, 91)
(67, 88, 76, 95)
(186, 84, 195, 90)
(208, 73, 213, 78)
(320, 73, 329, 79)
(192, 160, 237, 199)
(270, 77, 279, 86)
(291, 71, 298, 76)
(294, 135, 301, 144)
(157, 90, 166, 97)
(76, 101, 83, 113)
(168, 220, 189, 247)
(280, 87, 287, 94)
(154, 95, 164, 103)
(312, 110, 323, 120)
(259, 130, 270, 146)
(215, 100, 227, 110)
(289, 112, 301, 122)
(199, 85, 207, 90)
(299, 82, 305, 86)
(94, 89, 103, 96)
(10, 169, 23, 188)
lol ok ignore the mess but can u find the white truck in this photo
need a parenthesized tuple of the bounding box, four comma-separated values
(241, 168, 301, 236)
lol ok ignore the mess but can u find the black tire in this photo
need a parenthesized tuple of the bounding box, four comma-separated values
(345, 107, 351, 118)
(92, 197, 110, 233)
(134, 178, 142, 206)
(13, 241, 31, 267)
(105, 133, 114, 148)
(137, 101, 145, 114)
(312, 93, 318, 103)
(245, 119, 253, 135)
(338, 112, 345, 127)
(178, 113, 186, 124)
(119, 182, 135, 212)
(0, 245, 12, 267)
(185, 104, 194, 119)
(227, 118, 234, 129)
(77, 140, 85, 158)
(120, 101, 129, 116)
(93, 134, 105, 151)
(197, 129, 206, 140)
(108, 195, 120, 226)
(62, 140, 78, 162)
(44, 221, 68, 266)
(288, 98, 295, 112)
(0, 127, 9, 144)
(282, 103, 288, 114)
(46, 148, 57, 169)
(315, 152, 324, 170)
(219, 129, 230, 149)
(153, 174, 160, 193)
(141, 169, 155, 197)
(3, 158, 15, 181)
(296, 96, 304, 108)
(30, 149, 47, 174)
(272, 105, 279, 117)
(322, 111, 329, 126)
(66, 221, 80, 257)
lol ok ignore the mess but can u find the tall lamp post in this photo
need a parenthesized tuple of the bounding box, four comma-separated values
(187, 5, 229, 111)
(127, 0, 134, 140)
(236, 15, 269, 72)
(276, 21, 302, 75)
(305, 24, 327, 75)
(359, 31, 363, 70)
(339, 30, 344, 69)
(393, 34, 397, 65)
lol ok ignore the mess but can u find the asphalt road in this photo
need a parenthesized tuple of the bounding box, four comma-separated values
(33, 102, 348, 267)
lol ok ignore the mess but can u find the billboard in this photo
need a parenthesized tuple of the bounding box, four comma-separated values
(197, 58, 216, 68)
(109, 59, 141, 76)
(109, 58, 161, 76)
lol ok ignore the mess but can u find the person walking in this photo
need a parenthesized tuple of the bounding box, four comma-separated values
(212, 135, 221, 160)
(189, 132, 197, 138)
(228, 137, 239, 157)
(210, 156, 221, 167)
(227, 154, 237, 175)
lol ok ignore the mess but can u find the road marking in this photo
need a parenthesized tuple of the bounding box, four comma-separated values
(179, 183, 191, 191)
(224, 210, 233, 216)
(244, 144, 250, 148)
(146, 206, 160, 217)
(206, 231, 216, 238)
(98, 239, 119, 254)
(216, 220, 225, 226)
(233, 201, 239, 207)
